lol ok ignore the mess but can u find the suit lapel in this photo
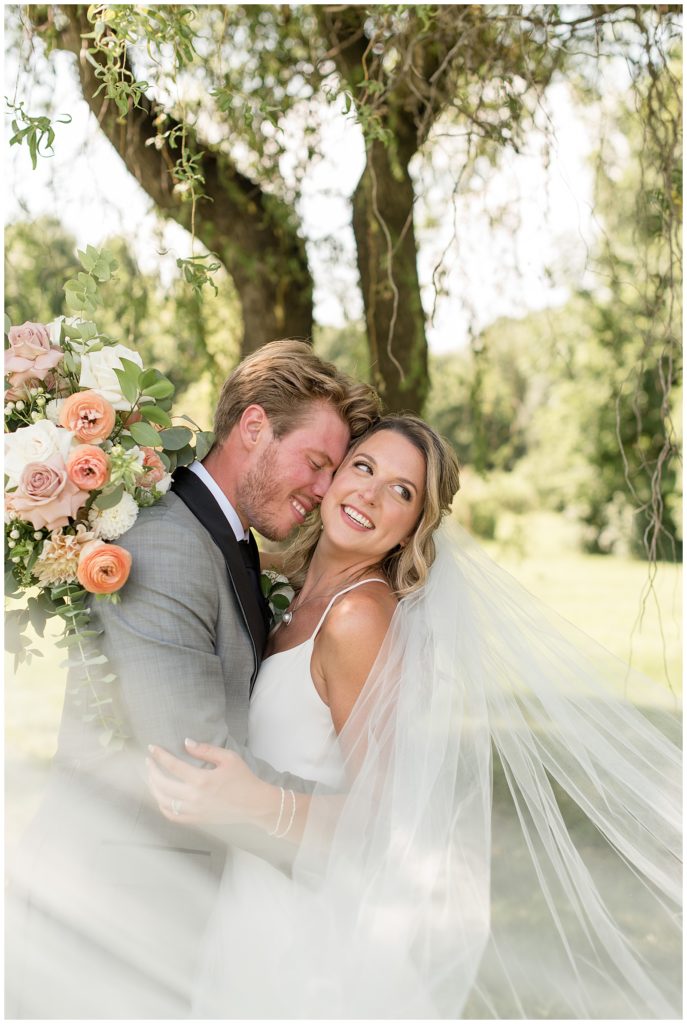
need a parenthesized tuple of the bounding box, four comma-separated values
(171, 467, 269, 686)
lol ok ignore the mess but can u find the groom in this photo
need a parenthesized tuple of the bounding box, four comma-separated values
(7, 340, 380, 1019)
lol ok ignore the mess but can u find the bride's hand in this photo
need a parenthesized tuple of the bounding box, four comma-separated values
(146, 738, 278, 829)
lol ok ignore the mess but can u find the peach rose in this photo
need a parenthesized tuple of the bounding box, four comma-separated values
(136, 447, 167, 489)
(77, 539, 132, 594)
(7, 455, 88, 532)
(67, 445, 110, 491)
(5, 322, 64, 388)
(59, 390, 116, 443)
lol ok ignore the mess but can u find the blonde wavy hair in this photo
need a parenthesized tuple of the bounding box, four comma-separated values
(283, 415, 461, 597)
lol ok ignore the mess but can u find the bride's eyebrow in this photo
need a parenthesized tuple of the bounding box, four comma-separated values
(352, 452, 418, 493)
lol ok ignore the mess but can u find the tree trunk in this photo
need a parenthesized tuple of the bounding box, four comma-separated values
(352, 135, 429, 414)
(44, 5, 313, 357)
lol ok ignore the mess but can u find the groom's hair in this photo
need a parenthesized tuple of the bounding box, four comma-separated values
(212, 339, 381, 446)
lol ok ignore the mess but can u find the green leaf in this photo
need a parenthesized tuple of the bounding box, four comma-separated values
(113, 366, 139, 406)
(194, 430, 215, 461)
(118, 356, 141, 379)
(118, 433, 138, 450)
(271, 593, 292, 611)
(159, 426, 193, 451)
(138, 367, 164, 390)
(128, 420, 163, 448)
(139, 404, 172, 427)
(27, 596, 48, 638)
(4, 314, 11, 335)
(77, 247, 95, 272)
(174, 443, 195, 467)
(69, 320, 98, 341)
(142, 377, 175, 400)
(93, 483, 125, 510)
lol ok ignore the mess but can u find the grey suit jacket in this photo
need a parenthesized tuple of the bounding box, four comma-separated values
(7, 473, 300, 1017)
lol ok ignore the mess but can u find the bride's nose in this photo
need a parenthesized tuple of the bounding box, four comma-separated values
(357, 480, 378, 504)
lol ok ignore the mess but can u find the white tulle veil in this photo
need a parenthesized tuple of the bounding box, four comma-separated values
(236, 520, 682, 1019)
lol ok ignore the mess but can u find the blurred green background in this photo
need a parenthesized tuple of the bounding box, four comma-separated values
(5, 5, 682, 855)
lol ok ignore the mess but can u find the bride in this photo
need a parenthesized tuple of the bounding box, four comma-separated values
(147, 414, 682, 1019)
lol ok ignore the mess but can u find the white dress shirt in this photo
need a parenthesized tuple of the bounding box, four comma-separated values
(188, 461, 249, 543)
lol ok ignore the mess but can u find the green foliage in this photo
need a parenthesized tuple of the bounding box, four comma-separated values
(6, 97, 71, 169)
(313, 323, 371, 382)
(4, 217, 241, 423)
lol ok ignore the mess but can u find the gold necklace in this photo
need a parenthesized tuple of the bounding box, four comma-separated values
(282, 581, 352, 627)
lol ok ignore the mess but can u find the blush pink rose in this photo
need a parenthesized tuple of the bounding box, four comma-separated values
(5, 322, 63, 388)
(59, 390, 116, 444)
(67, 445, 110, 491)
(136, 447, 167, 489)
(77, 539, 132, 594)
(7, 455, 88, 532)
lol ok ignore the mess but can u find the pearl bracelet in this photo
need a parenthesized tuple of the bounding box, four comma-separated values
(268, 786, 286, 836)
(275, 788, 296, 839)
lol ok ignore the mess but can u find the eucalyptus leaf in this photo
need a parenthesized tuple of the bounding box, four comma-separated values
(129, 420, 163, 448)
(159, 426, 193, 451)
(93, 483, 125, 510)
(194, 430, 215, 461)
(140, 405, 172, 427)
(27, 596, 48, 638)
(175, 443, 195, 467)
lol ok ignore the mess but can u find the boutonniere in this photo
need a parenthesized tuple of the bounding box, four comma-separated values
(260, 569, 295, 625)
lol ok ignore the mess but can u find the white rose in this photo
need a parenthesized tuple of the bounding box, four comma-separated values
(47, 317, 65, 347)
(79, 344, 143, 410)
(155, 472, 173, 495)
(45, 398, 66, 425)
(4, 420, 75, 488)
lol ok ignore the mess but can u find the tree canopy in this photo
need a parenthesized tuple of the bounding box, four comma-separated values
(6, 3, 683, 559)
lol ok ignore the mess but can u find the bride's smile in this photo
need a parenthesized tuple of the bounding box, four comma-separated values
(320, 430, 426, 558)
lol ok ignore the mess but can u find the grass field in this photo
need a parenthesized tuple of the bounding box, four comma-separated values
(5, 543, 682, 850)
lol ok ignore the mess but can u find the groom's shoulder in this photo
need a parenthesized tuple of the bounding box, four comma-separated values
(118, 490, 211, 557)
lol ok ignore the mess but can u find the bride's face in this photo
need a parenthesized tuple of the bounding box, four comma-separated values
(320, 430, 426, 559)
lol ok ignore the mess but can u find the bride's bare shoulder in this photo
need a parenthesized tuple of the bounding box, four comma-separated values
(313, 581, 397, 731)
(317, 580, 397, 656)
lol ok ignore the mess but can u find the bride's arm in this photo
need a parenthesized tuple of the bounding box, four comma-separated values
(146, 588, 395, 842)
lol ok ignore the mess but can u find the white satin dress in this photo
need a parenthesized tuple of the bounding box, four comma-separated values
(193, 579, 386, 1019)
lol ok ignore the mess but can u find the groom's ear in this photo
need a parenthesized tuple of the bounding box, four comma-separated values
(238, 404, 271, 451)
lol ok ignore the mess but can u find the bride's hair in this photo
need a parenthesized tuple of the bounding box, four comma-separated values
(283, 415, 460, 596)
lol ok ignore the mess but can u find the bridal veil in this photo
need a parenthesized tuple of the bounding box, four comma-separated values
(233, 521, 682, 1019)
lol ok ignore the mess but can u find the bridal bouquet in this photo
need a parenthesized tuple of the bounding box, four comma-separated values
(5, 246, 213, 746)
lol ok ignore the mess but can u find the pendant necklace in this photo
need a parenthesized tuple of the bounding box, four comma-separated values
(282, 580, 351, 626)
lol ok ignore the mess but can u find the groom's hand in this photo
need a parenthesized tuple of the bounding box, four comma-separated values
(146, 739, 281, 832)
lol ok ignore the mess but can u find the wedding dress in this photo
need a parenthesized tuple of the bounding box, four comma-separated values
(194, 526, 681, 1019)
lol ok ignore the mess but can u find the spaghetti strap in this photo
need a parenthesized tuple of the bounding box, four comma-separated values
(310, 578, 388, 642)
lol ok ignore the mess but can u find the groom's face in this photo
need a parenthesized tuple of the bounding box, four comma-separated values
(237, 401, 350, 540)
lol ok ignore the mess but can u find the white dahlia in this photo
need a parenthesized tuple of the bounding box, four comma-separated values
(88, 491, 139, 540)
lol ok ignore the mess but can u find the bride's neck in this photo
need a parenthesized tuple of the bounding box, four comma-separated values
(300, 539, 380, 598)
